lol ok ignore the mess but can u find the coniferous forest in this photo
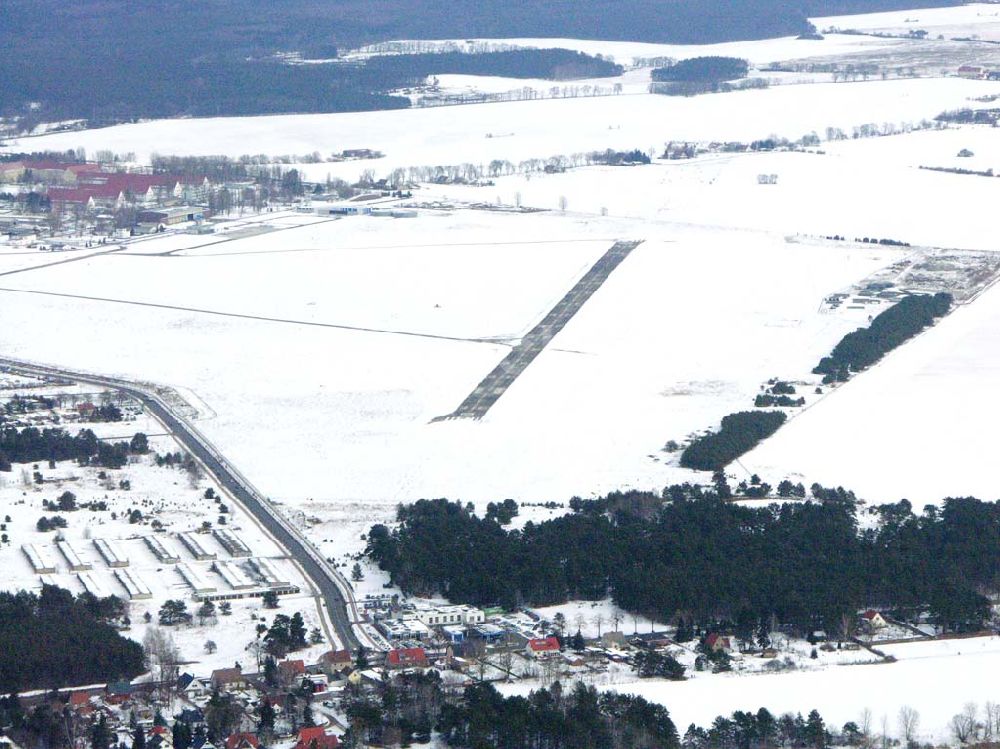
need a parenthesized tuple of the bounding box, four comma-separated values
(0, 585, 144, 693)
(368, 492, 997, 633)
(1, 0, 961, 124)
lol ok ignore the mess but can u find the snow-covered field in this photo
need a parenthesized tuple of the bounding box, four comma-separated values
(742, 263, 1000, 504)
(815, 2, 1000, 41)
(9, 78, 998, 187)
(4, 5, 1000, 734)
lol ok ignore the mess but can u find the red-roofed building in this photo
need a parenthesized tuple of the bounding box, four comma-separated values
(386, 647, 428, 668)
(861, 610, 887, 630)
(278, 659, 306, 685)
(319, 649, 353, 677)
(224, 734, 259, 749)
(526, 637, 561, 657)
(705, 633, 732, 653)
(293, 727, 339, 749)
(48, 171, 209, 210)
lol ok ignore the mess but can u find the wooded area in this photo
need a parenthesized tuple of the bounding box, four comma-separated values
(368, 493, 997, 634)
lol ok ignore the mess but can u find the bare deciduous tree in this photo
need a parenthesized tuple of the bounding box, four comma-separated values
(898, 706, 919, 748)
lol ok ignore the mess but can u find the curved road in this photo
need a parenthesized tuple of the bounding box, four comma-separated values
(0, 356, 376, 653)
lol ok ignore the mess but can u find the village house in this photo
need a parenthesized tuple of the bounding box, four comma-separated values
(293, 727, 339, 749)
(224, 734, 260, 749)
(704, 633, 733, 653)
(861, 610, 888, 630)
(526, 637, 561, 658)
(211, 666, 247, 691)
(278, 659, 306, 686)
(386, 647, 429, 669)
(318, 649, 353, 677)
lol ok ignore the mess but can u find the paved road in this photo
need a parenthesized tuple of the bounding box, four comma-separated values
(0, 357, 374, 653)
(437, 239, 644, 420)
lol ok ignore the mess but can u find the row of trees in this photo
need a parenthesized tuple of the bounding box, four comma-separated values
(679, 411, 787, 471)
(368, 493, 998, 634)
(0, 427, 148, 471)
(814, 293, 952, 382)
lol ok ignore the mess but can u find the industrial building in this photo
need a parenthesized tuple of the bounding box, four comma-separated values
(77, 570, 111, 598)
(213, 528, 251, 557)
(115, 568, 152, 600)
(177, 563, 217, 596)
(145, 535, 181, 563)
(93, 538, 129, 567)
(212, 559, 256, 590)
(179, 531, 216, 560)
(250, 557, 291, 588)
(22, 543, 58, 574)
(57, 540, 92, 572)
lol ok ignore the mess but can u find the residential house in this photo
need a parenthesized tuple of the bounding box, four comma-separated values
(861, 610, 888, 630)
(318, 649, 353, 677)
(704, 633, 733, 653)
(386, 647, 428, 669)
(293, 727, 339, 749)
(211, 667, 246, 691)
(278, 659, 306, 686)
(526, 637, 561, 657)
(224, 734, 260, 749)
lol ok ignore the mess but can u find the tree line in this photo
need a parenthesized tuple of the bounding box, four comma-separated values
(814, 293, 952, 383)
(0, 427, 149, 471)
(652, 57, 749, 83)
(368, 492, 998, 634)
(680, 411, 786, 471)
(0, 584, 143, 693)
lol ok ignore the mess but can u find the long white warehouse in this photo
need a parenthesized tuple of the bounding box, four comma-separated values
(212, 559, 255, 589)
(177, 563, 217, 595)
(22, 543, 58, 574)
(93, 538, 129, 567)
(78, 570, 110, 598)
(115, 568, 152, 600)
(179, 531, 216, 560)
(145, 535, 181, 563)
(58, 540, 92, 572)
(251, 557, 291, 588)
(213, 528, 251, 557)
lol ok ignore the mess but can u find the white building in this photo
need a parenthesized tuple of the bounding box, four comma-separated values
(414, 605, 485, 627)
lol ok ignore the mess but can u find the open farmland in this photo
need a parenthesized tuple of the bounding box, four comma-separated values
(500, 635, 1000, 746)
(9, 76, 1000, 184)
(7, 9, 1000, 741)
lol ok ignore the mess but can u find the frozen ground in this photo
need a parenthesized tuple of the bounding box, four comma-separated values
(0, 382, 333, 676)
(8, 78, 998, 187)
(500, 635, 1000, 744)
(815, 3, 1000, 41)
(422, 129, 1000, 250)
(742, 263, 1000, 505)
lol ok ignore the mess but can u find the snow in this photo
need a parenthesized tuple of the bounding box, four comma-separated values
(7, 78, 997, 185)
(358, 33, 912, 67)
(500, 636, 1000, 744)
(742, 265, 1000, 504)
(0, 386, 336, 674)
(3, 7, 1000, 723)
(815, 3, 1000, 42)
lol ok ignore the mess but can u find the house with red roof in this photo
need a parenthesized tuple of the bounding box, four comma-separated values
(704, 633, 732, 653)
(386, 647, 428, 668)
(861, 610, 887, 630)
(293, 727, 339, 749)
(278, 659, 306, 685)
(224, 734, 259, 749)
(526, 637, 561, 657)
(319, 649, 353, 677)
